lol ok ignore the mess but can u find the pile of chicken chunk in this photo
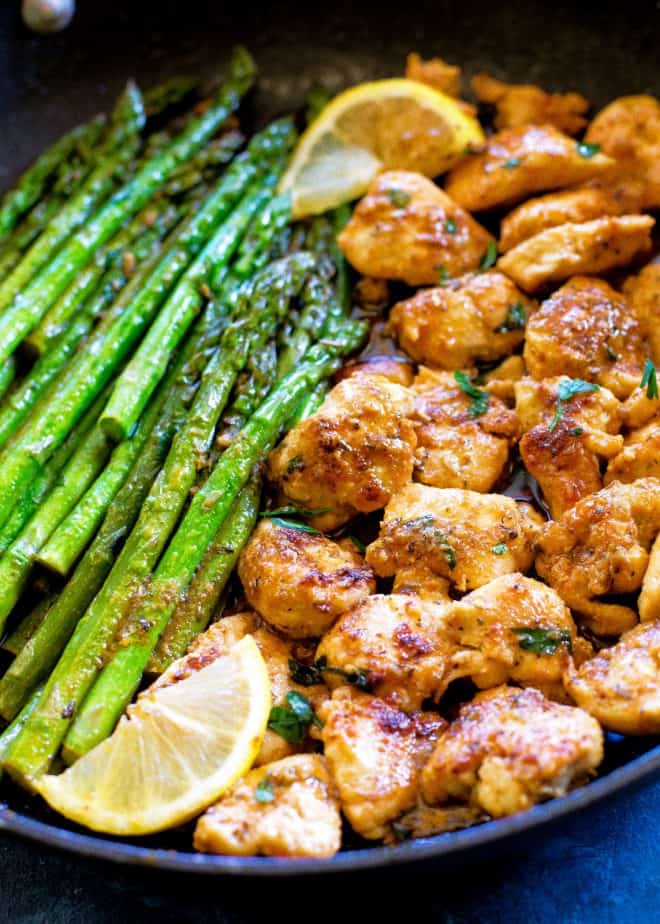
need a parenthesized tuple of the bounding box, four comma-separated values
(186, 60, 660, 858)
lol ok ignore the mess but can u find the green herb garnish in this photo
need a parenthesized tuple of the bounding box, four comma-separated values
(571, 426, 584, 437)
(479, 240, 498, 271)
(513, 627, 573, 655)
(403, 515, 456, 569)
(388, 188, 411, 209)
(605, 343, 617, 361)
(453, 370, 490, 418)
(641, 358, 659, 399)
(315, 656, 371, 691)
(576, 141, 601, 158)
(287, 455, 304, 474)
(548, 378, 600, 432)
(348, 534, 366, 553)
(269, 517, 323, 535)
(502, 157, 521, 170)
(261, 505, 330, 519)
(495, 301, 526, 333)
(445, 217, 457, 234)
(491, 542, 507, 555)
(267, 691, 323, 744)
(437, 263, 449, 285)
(255, 777, 275, 803)
(288, 659, 325, 686)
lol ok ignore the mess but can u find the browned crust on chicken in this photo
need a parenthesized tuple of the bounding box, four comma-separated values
(471, 72, 589, 134)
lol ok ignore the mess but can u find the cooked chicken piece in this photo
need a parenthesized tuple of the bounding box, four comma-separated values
(444, 124, 614, 211)
(420, 685, 603, 817)
(316, 593, 457, 711)
(337, 170, 494, 285)
(411, 369, 519, 492)
(481, 355, 527, 401)
(406, 52, 462, 97)
(337, 356, 415, 387)
(497, 215, 654, 293)
(193, 754, 342, 858)
(585, 95, 660, 209)
(391, 803, 486, 842)
(565, 621, 660, 734)
(392, 564, 452, 605)
(353, 275, 390, 311)
(523, 276, 648, 400)
(319, 689, 445, 839)
(389, 271, 535, 369)
(639, 535, 660, 622)
(267, 374, 416, 531)
(155, 613, 328, 767)
(535, 478, 660, 636)
(471, 72, 588, 134)
(499, 188, 624, 252)
(444, 574, 590, 701)
(515, 375, 623, 518)
(365, 483, 542, 593)
(238, 519, 375, 639)
(623, 263, 660, 364)
(605, 413, 660, 486)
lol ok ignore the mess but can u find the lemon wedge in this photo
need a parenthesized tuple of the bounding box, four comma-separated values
(279, 78, 485, 218)
(36, 636, 270, 836)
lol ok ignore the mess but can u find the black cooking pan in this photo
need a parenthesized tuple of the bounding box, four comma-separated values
(0, 0, 659, 875)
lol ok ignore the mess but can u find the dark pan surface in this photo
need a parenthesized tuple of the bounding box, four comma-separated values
(0, 0, 658, 874)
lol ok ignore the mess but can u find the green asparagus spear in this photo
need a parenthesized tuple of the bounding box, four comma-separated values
(0, 358, 15, 402)
(0, 686, 44, 769)
(0, 46, 255, 367)
(1, 593, 56, 657)
(162, 131, 244, 197)
(143, 76, 197, 118)
(288, 381, 329, 426)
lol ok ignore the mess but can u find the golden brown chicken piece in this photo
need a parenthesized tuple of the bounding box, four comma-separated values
(443, 574, 590, 701)
(411, 369, 519, 492)
(585, 95, 660, 209)
(523, 277, 648, 400)
(267, 374, 416, 531)
(238, 519, 375, 639)
(193, 754, 342, 858)
(388, 271, 535, 369)
(444, 124, 614, 211)
(337, 170, 494, 285)
(336, 356, 415, 388)
(406, 52, 462, 97)
(499, 188, 624, 252)
(605, 412, 660, 486)
(154, 613, 328, 767)
(365, 483, 541, 593)
(497, 215, 654, 293)
(535, 478, 660, 636)
(639, 535, 660, 623)
(481, 355, 527, 401)
(319, 689, 445, 840)
(420, 685, 603, 817)
(471, 72, 589, 134)
(315, 593, 456, 711)
(391, 803, 486, 841)
(565, 621, 660, 735)
(514, 375, 623, 518)
(391, 564, 452, 605)
(623, 262, 660, 364)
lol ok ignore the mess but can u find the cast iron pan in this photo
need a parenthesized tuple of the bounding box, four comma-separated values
(0, 0, 658, 875)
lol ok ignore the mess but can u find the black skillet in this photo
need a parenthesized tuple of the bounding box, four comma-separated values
(0, 0, 659, 875)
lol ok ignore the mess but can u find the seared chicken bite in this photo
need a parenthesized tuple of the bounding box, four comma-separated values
(536, 478, 660, 636)
(623, 262, 660, 364)
(316, 593, 455, 711)
(471, 72, 588, 134)
(565, 621, 660, 735)
(499, 188, 624, 252)
(337, 170, 494, 285)
(515, 375, 623, 518)
(319, 689, 445, 839)
(365, 483, 541, 593)
(267, 374, 416, 531)
(585, 95, 660, 209)
(444, 574, 590, 701)
(411, 369, 519, 492)
(238, 519, 375, 639)
(605, 412, 660, 486)
(406, 52, 462, 97)
(420, 685, 604, 816)
(444, 124, 614, 212)
(498, 215, 653, 293)
(389, 271, 535, 369)
(523, 276, 648, 399)
(639, 535, 660, 622)
(194, 754, 341, 858)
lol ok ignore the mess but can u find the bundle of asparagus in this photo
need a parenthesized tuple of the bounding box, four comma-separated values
(0, 48, 367, 788)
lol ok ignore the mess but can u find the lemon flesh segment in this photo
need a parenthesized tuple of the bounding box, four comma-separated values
(279, 78, 485, 218)
(37, 636, 270, 836)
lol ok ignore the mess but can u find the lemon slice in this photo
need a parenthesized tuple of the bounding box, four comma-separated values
(280, 78, 485, 218)
(36, 636, 270, 836)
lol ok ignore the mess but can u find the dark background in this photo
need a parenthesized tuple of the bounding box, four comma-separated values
(1, 0, 659, 920)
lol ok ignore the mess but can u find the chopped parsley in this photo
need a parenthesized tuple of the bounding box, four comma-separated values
(348, 534, 366, 553)
(548, 378, 600, 432)
(491, 542, 507, 555)
(641, 358, 658, 399)
(479, 240, 498, 271)
(495, 301, 526, 333)
(388, 188, 411, 209)
(403, 515, 456, 569)
(576, 141, 601, 159)
(453, 370, 490, 418)
(267, 691, 323, 744)
(445, 217, 457, 234)
(261, 505, 330, 519)
(255, 777, 275, 803)
(571, 426, 584, 437)
(437, 263, 450, 285)
(502, 157, 521, 170)
(513, 627, 573, 655)
(605, 343, 618, 362)
(269, 517, 322, 535)
(287, 455, 304, 474)
(315, 656, 371, 691)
